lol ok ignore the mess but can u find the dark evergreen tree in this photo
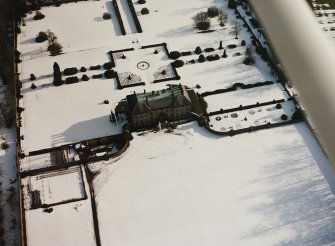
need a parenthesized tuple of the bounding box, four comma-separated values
(222, 49, 227, 58)
(195, 46, 202, 54)
(218, 41, 223, 50)
(228, 0, 237, 9)
(53, 62, 64, 86)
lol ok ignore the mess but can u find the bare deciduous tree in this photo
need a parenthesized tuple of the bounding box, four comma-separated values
(217, 10, 228, 27)
(229, 20, 242, 39)
(46, 30, 62, 56)
(46, 29, 57, 46)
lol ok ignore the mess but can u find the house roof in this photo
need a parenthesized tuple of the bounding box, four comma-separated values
(127, 84, 192, 115)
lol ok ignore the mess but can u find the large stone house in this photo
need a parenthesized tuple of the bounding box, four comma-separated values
(116, 84, 195, 129)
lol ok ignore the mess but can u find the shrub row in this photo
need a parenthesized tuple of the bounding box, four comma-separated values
(127, 0, 143, 33)
(112, 0, 126, 35)
(205, 118, 301, 136)
(207, 99, 285, 116)
(202, 81, 273, 97)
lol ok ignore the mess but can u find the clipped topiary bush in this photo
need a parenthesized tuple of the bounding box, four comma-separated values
(196, 21, 210, 30)
(198, 54, 206, 63)
(141, 8, 149, 15)
(30, 73, 36, 81)
(169, 51, 181, 60)
(103, 13, 111, 20)
(80, 67, 87, 72)
(31, 83, 36, 89)
(204, 47, 215, 52)
(53, 62, 64, 86)
(82, 74, 89, 81)
(92, 74, 103, 79)
(181, 51, 192, 56)
(207, 7, 219, 18)
(90, 65, 101, 70)
(34, 11, 45, 20)
(281, 114, 288, 120)
(206, 54, 220, 61)
(1, 142, 9, 150)
(241, 40, 246, 46)
(193, 12, 211, 30)
(173, 60, 184, 68)
(195, 46, 202, 55)
(35, 31, 48, 43)
(243, 57, 255, 65)
(228, 0, 237, 9)
(65, 76, 79, 84)
(104, 69, 117, 79)
(276, 103, 282, 109)
(227, 44, 237, 49)
(48, 42, 62, 56)
(63, 67, 78, 76)
(103, 62, 114, 70)
(292, 108, 303, 120)
(218, 41, 223, 50)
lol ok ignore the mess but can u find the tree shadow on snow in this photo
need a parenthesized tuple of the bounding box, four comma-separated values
(238, 123, 335, 245)
(157, 25, 194, 38)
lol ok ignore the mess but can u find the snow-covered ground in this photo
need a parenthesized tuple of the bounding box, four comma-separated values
(312, 1, 335, 44)
(205, 83, 289, 113)
(16, 0, 335, 245)
(208, 100, 296, 132)
(95, 122, 335, 246)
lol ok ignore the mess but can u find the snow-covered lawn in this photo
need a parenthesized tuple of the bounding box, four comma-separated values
(22, 166, 86, 208)
(21, 77, 123, 152)
(205, 83, 289, 113)
(208, 100, 296, 132)
(95, 122, 335, 246)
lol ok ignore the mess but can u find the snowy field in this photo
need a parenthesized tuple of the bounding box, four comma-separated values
(16, 0, 335, 245)
(95, 122, 335, 246)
